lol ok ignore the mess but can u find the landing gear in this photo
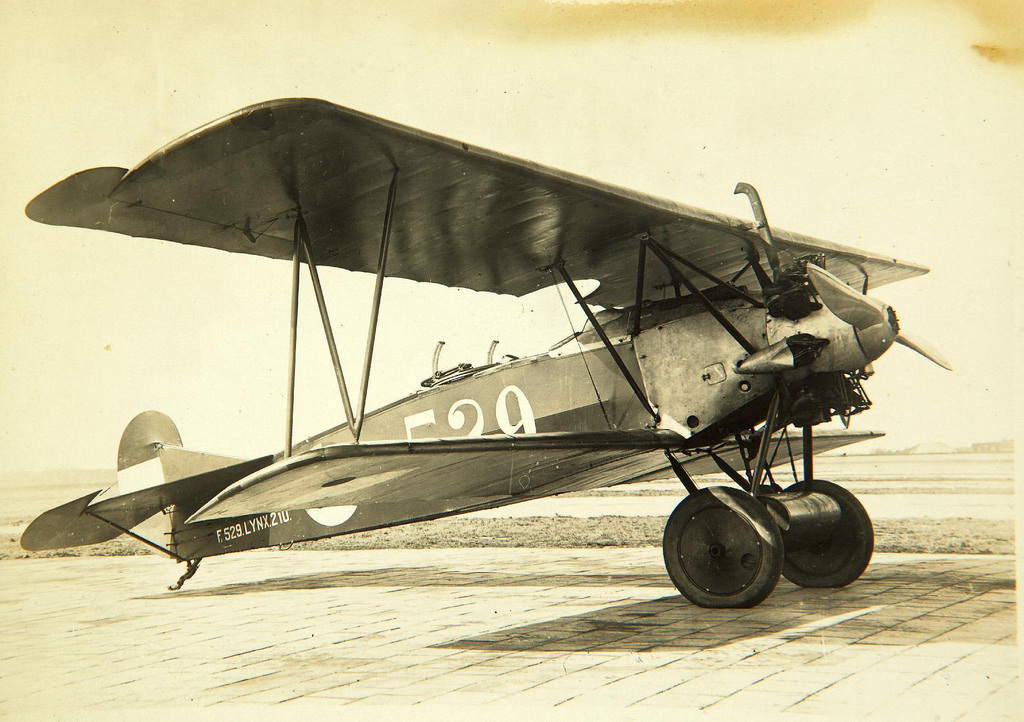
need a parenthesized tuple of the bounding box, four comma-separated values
(662, 415, 875, 606)
(662, 487, 784, 608)
(659, 364, 878, 606)
(779, 479, 873, 588)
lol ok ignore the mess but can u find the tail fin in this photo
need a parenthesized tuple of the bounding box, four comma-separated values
(115, 411, 243, 495)
(20, 412, 272, 554)
(112, 411, 254, 555)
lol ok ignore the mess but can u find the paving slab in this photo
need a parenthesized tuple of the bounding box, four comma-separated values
(0, 549, 1017, 718)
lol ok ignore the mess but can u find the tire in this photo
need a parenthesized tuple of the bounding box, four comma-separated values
(663, 486, 784, 608)
(781, 479, 873, 588)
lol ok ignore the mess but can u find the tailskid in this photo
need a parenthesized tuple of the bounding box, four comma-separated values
(169, 559, 202, 591)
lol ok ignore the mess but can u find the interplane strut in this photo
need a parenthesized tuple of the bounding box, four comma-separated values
(284, 222, 302, 456)
(282, 168, 400, 453)
(354, 168, 400, 441)
(298, 215, 356, 431)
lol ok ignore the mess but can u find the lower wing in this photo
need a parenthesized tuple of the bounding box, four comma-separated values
(189, 429, 877, 522)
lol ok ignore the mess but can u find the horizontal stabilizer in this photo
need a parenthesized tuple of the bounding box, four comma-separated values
(20, 455, 273, 552)
(20, 490, 118, 551)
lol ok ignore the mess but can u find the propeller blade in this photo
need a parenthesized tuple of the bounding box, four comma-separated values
(895, 333, 953, 371)
(806, 264, 886, 329)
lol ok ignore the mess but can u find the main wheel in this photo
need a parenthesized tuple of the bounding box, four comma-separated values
(663, 486, 784, 608)
(781, 479, 873, 588)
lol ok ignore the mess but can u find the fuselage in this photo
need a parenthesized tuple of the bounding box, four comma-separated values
(170, 289, 892, 560)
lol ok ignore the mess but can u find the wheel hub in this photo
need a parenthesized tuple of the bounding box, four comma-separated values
(662, 486, 784, 608)
(677, 507, 763, 596)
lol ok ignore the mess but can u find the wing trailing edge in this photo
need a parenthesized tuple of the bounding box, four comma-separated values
(26, 98, 929, 306)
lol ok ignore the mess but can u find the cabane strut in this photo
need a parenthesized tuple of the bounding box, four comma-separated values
(555, 261, 659, 422)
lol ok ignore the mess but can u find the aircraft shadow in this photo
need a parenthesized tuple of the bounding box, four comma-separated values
(145, 567, 672, 598)
(153, 559, 1014, 601)
(436, 561, 1015, 653)
(149, 558, 1014, 654)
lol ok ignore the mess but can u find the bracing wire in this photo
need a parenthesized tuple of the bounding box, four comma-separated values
(551, 270, 612, 428)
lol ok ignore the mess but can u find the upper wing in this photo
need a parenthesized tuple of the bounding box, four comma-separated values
(27, 98, 927, 307)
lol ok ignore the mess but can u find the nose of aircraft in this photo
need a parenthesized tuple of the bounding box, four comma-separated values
(851, 309, 897, 363)
(805, 264, 951, 371)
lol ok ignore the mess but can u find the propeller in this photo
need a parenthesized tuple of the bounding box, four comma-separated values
(893, 333, 952, 371)
(805, 264, 886, 329)
(806, 264, 952, 371)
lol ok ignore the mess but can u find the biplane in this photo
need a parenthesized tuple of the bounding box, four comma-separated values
(21, 98, 949, 607)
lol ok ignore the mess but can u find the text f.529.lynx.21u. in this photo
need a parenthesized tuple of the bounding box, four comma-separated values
(21, 99, 949, 606)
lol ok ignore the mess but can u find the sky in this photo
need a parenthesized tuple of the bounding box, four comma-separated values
(1, 0, 1021, 473)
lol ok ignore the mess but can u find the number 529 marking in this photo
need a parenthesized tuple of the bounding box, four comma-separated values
(404, 385, 536, 440)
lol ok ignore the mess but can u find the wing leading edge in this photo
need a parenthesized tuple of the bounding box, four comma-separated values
(189, 429, 878, 522)
(190, 430, 687, 521)
(27, 98, 927, 307)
